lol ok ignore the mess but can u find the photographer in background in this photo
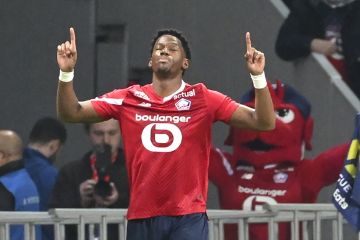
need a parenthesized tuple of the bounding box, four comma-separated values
(49, 118, 129, 240)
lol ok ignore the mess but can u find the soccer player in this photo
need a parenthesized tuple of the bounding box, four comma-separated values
(56, 27, 275, 240)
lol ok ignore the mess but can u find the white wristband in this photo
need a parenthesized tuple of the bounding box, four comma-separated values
(250, 72, 267, 89)
(59, 70, 74, 82)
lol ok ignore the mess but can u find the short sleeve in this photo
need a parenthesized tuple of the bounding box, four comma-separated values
(205, 88, 239, 123)
(91, 89, 128, 119)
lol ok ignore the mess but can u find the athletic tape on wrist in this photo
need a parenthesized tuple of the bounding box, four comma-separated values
(59, 70, 74, 82)
(250, 72, 267, 89)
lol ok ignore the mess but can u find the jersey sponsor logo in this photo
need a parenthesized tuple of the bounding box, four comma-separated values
(273, 172, 288, 183)
(136, 114, 190, 152)
(173, 89, 196, 100)
(133, 90, 150, 100)
(135, 114, 191, 124)
(238, 186, 286, 197)
(141, 123, 182, 152)
(175, 98, 191, 111)
(243, 196, 277, 211)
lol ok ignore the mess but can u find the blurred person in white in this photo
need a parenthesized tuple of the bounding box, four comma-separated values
(275, 0, 360, 97)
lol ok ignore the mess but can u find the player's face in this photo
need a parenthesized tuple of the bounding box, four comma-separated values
(88, 119, 122, 156)
(149, 35, 189, 77)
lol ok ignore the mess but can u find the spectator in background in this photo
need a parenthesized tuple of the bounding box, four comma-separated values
(275, 0, 360, 98)
(0, 130, 41, 240)
(24, 117, 67, 212)
(49, 118, 129, 240)
(24, 117, 67, 240)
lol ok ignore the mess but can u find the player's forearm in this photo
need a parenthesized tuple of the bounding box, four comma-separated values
(253, 87, 275, 131)
(56, 81, 83, 122)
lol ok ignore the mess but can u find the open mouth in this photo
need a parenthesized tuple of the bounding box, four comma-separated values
(242, 138, 275, 151)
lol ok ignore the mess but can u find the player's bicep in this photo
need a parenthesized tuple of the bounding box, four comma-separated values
(228, 104, 257, 129)
(77, 100, 106, 122)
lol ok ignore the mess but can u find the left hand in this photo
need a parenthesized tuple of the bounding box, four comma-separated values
(94, 182, 119, 207)
(244, 32, 265, 75)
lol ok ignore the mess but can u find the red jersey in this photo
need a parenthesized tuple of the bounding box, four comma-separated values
(91, 81, 238, 219)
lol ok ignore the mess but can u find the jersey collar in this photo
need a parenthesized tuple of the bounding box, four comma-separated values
(162, 80, 186, 102)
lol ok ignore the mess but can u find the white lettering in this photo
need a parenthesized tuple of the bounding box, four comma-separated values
(135, 114, 191, 123)
(23, 196, 39, 205)
(333, 188, 349, 209)
(238, 186, 286, 197)
(337, 173, 352, 193)
(173, 89, 196, 100)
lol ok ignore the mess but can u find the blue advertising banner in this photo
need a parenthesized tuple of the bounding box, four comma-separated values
(332, 113, 360, 231)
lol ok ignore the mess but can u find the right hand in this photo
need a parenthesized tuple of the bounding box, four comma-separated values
(244, 32, 265, 76)
(79, 179, 97, 207)
(57, 27, 77, 72)
(310, 38, 337, 56)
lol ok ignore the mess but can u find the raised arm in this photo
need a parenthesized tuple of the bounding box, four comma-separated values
(56, 27, 103, 123)
(229, 32, 275, 131)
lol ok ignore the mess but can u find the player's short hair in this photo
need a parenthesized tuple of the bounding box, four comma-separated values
(29, 117, 67, 144)
(150, 29, 191, 60)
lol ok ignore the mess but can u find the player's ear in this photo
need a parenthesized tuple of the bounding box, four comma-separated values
(148, 60, 152, 68)
(182, 58, 189, 70)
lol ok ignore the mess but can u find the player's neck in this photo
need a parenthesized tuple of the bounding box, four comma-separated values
(151, 75, 183, 97)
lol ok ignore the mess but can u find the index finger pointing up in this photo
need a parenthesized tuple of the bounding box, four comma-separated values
(246, 32, 252, 52)
(69, 27, 77, 51)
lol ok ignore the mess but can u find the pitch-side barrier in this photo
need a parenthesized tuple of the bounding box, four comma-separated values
(0, 204, 359, 240)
